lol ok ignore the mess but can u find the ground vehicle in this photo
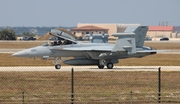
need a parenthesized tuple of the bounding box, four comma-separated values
(145, 37, 152, 41)
(20, 36, 36, 41)
(160, 37, 169, 41)
(28, 37, 36, 40)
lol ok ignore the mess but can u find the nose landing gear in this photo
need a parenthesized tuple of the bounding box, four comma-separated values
(55, 64, 61, 69)
(55, 57, 61, 69)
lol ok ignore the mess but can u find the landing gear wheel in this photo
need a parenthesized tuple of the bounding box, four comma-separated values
(98, 65, 104, 69)
(107, 62, 113, 69)
(55, 64, 61, 69)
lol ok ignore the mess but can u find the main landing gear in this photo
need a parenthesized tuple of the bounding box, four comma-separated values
(98, 60, 114, 69)
(98, 65, 104, 69)
(107, 62, 113, 69)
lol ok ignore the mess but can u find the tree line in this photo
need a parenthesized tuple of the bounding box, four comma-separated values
(0, 29, 37, 40)
(0, 29, 16, 40)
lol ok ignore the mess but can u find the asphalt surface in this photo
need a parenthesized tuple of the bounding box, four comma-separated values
(0, 49, 24, 53)
(0, 66, 180, 71)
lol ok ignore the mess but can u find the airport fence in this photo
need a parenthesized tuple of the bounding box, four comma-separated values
(0, 67, 180, 103)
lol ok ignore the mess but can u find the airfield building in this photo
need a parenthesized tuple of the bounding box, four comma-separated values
(146, 26, 176, 38)
(71, 23, 179, 40)
(71, 25, 109, 38)
(71, 23, 141, 39)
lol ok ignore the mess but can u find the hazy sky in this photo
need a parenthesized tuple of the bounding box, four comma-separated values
(0, 0, 179, 27)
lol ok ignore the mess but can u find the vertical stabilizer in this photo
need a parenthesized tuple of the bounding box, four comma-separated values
(124, 26, 148, 47)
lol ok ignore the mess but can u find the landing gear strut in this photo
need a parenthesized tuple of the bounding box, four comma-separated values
(55, 57, 61, 69)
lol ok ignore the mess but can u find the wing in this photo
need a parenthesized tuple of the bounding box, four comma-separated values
(50, 45, 127, 60)
(50, 45, 113, 52)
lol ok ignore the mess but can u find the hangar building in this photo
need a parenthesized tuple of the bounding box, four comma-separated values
(146, 26, 176, 38)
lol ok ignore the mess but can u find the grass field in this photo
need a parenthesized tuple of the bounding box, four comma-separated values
(0, 71, 180, 103)
(144, 42, 180, 49)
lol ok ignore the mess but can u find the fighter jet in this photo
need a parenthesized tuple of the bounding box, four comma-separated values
(13, 26, 157, 69)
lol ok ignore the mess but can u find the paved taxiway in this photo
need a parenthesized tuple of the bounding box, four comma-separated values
(0, 49, 24, 53)
(0, 66, 180, 71)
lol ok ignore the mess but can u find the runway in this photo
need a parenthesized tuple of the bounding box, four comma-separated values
(0, 66, 180, 71)
(0, 49, 24, 53)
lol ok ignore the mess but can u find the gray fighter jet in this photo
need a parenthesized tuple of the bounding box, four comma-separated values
(13, 26, 157, 69)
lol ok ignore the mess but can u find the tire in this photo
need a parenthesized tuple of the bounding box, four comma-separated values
(55, 64, 61, 69)
(107, 62, 113, 69)
(98, 65, 104, 69)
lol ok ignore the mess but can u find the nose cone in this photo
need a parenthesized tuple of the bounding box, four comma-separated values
(12, 50, 28, 57)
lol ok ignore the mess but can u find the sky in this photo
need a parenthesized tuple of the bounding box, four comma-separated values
(0, 0, 179, 27)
